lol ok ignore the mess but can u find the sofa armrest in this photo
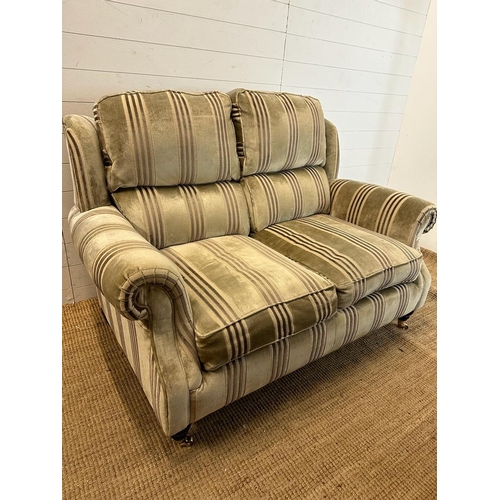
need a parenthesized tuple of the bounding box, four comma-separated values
(329, 179, 437, 248)
(68, 205, 193, 323)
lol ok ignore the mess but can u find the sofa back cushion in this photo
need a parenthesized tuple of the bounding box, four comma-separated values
(242, 167, 330, 233)
(94, 90, 240, 192)
(230, 89, 327, 176)
(112, 182, 250, 249)
(230, 89, 330, 232)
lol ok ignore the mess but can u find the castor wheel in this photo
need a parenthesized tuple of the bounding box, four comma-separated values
(171, 424, 194, 447)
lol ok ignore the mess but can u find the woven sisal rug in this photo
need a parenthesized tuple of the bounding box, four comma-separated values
(63, 249, 437, 499)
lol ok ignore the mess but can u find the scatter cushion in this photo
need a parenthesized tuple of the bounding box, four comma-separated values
(230, 89, 327, 175)
(94, 90, 240, 192)
(162, 235, 337, 370)
(252, 214, 422, 309)
(241, 166, 330, 232)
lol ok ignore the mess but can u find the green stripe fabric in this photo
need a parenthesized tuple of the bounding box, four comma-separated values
(93, 90, 240, 192)
(62, 115, 110, 212)
(111, 182, 250, 248)
(68, 205, 194, 326)
(252, 214, 423, 309)
(230, 89, 327, 176)
(329, 179, 437, 248)
(190, 264, 430, 423)
(97, 290, 169, 433)
(95, 262, 431, 430)
(324, 119, 340, 181)
(162, 235, 337, 371)
(242, 166, 330, 233)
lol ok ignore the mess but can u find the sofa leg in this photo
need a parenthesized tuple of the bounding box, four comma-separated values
(397, 311, 414, 330)
(171, 424, 194, 447)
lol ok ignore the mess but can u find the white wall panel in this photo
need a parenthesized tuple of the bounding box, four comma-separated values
(339, 164, 392, 183)
(280, 86, 408, 113)
(62, 69, 281, 104)
(65, 243, 82, 268)
(282, 61, 412, 95)
(285, 35, 416, 76)
(388, 0, 436, 251)
(62, 191, 74, 219)
(62, 101, 94, 118)
(325, 111, 403, 132)
(62, 266, 71, 290)
(62, 219, 72, 245)
(63, 33, 283, 86)
(62, 163, 73, 192)
(339, 131, 400, 150)
(62, 134, 69, 164)
(64, 0, 285, 60)
(291, 0, 426, 35)
(376, 0, 430, 15)
(69, 265, 94, 288)
(287, 6, 422, 56)
(110, 0, 289, 32)
(61, 0, 432, 304)
(340, 148, 396, 168)
(74, 285, 98, 302)
(62, 68, 280, 108)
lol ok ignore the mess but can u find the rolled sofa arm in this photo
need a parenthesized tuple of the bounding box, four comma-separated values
(329, 179, 437, 248)
(68, 205, 194, 323)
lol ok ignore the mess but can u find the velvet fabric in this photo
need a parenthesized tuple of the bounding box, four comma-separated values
(324, 119, 340, 181)
(241, 166, 330, 233)
(190, 263, 430, 424)
(230, 89, 327, 176)
(62, 114, 110, 212)
(252, 214, 423, 309)
(63, 86, 438, 439)
(94, 90, 240, 192)
(162, 235, 337, 371)
(329, 179, 437, 248)
(112, 182, 250, 248)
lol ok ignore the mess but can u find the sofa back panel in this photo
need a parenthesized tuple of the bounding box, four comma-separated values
(324, 119, 340, 181)
(111, 182, 250, 249)
(94, 90, 240, 192)
(242, 166, 330, 233)
(63, 114, 111, 212)
(230, 89, 327, 176)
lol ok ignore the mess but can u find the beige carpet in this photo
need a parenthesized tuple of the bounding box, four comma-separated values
(63, 249, 437, 500)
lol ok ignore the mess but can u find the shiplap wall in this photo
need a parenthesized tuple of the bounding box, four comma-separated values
(62, 0, 432, 304)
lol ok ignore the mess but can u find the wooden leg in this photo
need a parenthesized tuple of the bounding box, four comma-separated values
(171, 424, 194, 447)
(397, 311, 414, 330)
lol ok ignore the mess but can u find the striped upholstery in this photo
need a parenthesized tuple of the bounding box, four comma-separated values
(111, 182, 250, 248)
(97, 289, 170, 434)
(94, 90, 240, 192)
(97, 261, 430, 433)
(330, 179, 437, 248)
(230, 89, 327, 176)
(242, 166, 330, 233)
(64, 87, 438, 440)
(324, 119, 341, 181)
(62, 114, 110, 212)
(162, 235, 337, 371)
(68, 205, 195, 329)
(190, 263, 431, 423)
(252, 214, 423, 309)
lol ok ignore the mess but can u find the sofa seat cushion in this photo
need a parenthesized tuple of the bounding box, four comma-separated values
(161, 235, 337, 371)
(252, 214, 422, 309)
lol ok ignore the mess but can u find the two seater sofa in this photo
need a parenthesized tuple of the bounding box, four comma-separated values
(63, 88, 436, 446)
